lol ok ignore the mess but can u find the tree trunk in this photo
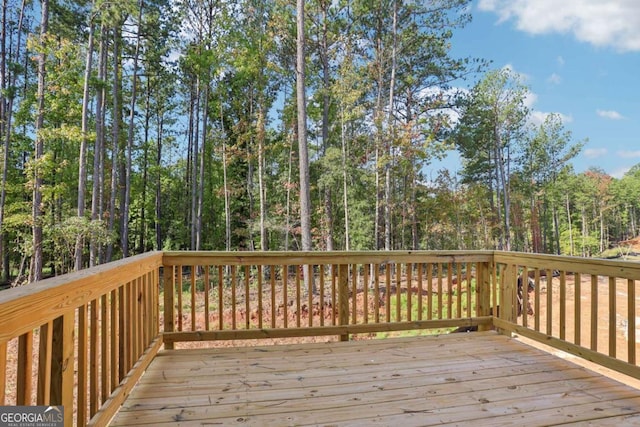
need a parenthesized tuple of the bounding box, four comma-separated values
(155, 113, 163, 250)
(90, 24, 107, 267)
(566, 193, 574, 256)
(220, 101, 231, 251)
(0, 0, 26, 281)
(257, 104, 267, 251)
(320, 1, 333, 251)
(107, 26, 123, 263)
(31, 0, 49, 282)
(340, 106, 350, 251)
(384, 0, 398, 251)
(122, 0, 144, 258)
(75, 15, 95, 271)
(196, 83, 208, 251)
(296, 0, 311, 253)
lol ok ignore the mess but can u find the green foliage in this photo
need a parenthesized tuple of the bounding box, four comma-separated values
(2, 0, 637, 285)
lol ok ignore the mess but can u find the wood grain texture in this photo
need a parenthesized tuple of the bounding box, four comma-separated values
(110, 332, 640, 427)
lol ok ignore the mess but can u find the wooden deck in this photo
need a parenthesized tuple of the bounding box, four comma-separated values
(109, 331, 640, 426)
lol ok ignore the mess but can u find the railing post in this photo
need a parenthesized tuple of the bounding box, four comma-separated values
(477, 261, 492, 331)
(50, 311, 74, 427)
(163, 264, 175, 350)
(500, 264, 518, 326)
(338, 264, 349, 341)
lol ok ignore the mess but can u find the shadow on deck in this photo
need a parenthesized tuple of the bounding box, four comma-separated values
(110, 331, 640, 426)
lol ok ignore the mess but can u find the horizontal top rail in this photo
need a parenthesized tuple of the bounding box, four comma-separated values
(494, 251, 640, 280)
(162, 250, 495, 266)
(0, 251, 163, 343)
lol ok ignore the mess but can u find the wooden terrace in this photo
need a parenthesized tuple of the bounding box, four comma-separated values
(1, 251, 640, 426)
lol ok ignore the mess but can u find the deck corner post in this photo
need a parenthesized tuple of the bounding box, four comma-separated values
(338, 264, 349, 341)
(477, 261, 492, 332)
(499, 264, 517, 327)
(163, 264, 175, 350)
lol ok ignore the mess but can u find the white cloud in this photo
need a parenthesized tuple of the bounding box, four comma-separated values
(530, 111, 573, 127)
(617, 150, 640, 158)
(523, 91, 538, 109)
(597, 109, 625, 120)
(478, 0, 640, 52)
(524, 90, 572, 126)
(557, 56, 565, 66)
(584, 148, 608, 158)
(547, 73, 561, 84)
(502, 63, 530, 82)
(611, 166, 631, 179)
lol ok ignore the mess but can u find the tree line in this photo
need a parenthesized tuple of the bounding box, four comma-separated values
(0, 0, 637, 284)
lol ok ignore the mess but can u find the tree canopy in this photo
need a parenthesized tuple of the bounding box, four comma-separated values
(0, 0, 635, 284)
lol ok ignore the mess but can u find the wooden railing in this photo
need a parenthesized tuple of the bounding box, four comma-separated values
(0, 250, 639, 426)
(493, 251, 640, 380)
(161, 251, 495, 347)
(0, 252, 163, 427)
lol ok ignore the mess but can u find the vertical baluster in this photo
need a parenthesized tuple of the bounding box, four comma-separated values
(101, 293, 109, 402)
(560, 272, 567, 340)
(534, 270, 541, 332)
(231, 265, 237, 330)
(406, 263, 412, 322)
(218, 266, 224, 331)
(522, 267, 529, 328)
(0, 341, 6, 405)
(50, 312, 74, 425)
(258, 265, 263, 329)
(363, 264, 369, 324)
(466, 263, 472, 318)
(270, 265, 276, 328)
(163, 265, 175, 350)
(118, 285, 127, 381)
(374, 264, 380, 324)
(77, 305, 87, 424)
(351, 265, 357, 324)
(574, 273, 581, 346)
(628, 279, 636, 365)
(204, 266, 210, 331)
(282, 265, 288, 329)
(331, 265, 337, 326)
(546, 269, 553, 336)
(319, 265, 325, 326)
(455, 263, 461, 319)
(245, 265, 251, 330)
(308, 264, 313, 327)
(447, 262, 453, 319)
(427, 263, 433, 320)
(110, 289, 119, 390)
(417, 263, 423, 321)
(17, 331, 33, 405)
(295, 265, 301, 328)
(37, 322, 53, 405)
(191, 268, 197, 331)
(90, 299, 99, 415)
(176, 267, 183, 332)
(338, 264, 349, 341)
(591, 275, 598, 352)
(395, 263, 401, 322)
(128, 281, 135, 371)
(609, 276, 616, 358)
(385, 265, 391, 322)
(437, 263, 443, 320)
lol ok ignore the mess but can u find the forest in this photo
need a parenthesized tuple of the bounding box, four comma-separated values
(1, 0, 639, 285)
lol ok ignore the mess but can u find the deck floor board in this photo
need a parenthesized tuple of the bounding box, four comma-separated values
(109, 331, 640, 426)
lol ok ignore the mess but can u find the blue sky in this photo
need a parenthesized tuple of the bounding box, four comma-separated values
(437, 0, 640, 178)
